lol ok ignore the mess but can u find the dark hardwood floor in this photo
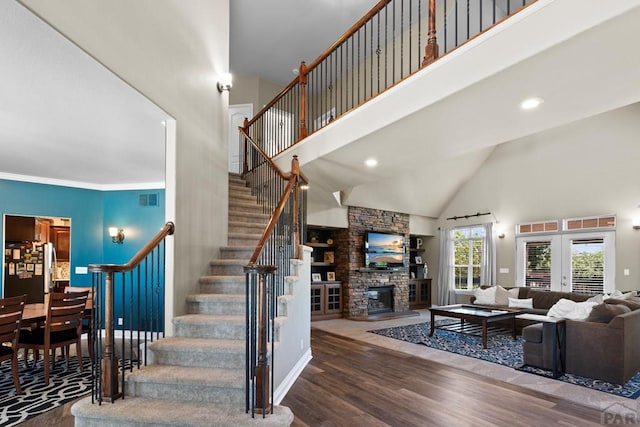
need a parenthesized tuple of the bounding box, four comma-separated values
(281, 328, 605, 427)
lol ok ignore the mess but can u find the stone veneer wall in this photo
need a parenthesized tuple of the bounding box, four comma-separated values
(346, 206, 410, 318)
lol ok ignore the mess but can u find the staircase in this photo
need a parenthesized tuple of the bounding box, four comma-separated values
(72, 173, 294, 426)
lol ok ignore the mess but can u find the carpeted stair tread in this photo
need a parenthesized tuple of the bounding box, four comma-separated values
(173, 314, 244, 325)
(72, 396, 294, 427)
(150, 336, 244, 354)
(229, 192, 258, 202)
(187, 294, 245, 315)
(187, 294, 244, 303)
(199, 275, 245, 283)
(148, 337, 245, 368)
(211, 259, 248, 266)
(228, 210, 270, 220)
(198, 275, 245, 294)
(229, 204, 264, 214)
(126, 364, 243, 387)
(228, 222, 266, 234)
(218, 251, 255, 262)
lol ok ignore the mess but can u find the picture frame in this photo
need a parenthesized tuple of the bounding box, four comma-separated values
(415, 256, 423, 264)
(327, 271, 336, 281)
(311, 273, 322, 282)
(323, 251, 335, 264)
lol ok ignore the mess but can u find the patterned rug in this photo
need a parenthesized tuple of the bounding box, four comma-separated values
(0, 355, 92, 426)
(369, 321, 640, 399)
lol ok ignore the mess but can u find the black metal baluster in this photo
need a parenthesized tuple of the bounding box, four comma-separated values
(467, 0, 470, 40)
(409, 0, 412, 72)
(455, 0, 459, 47)
(400, 0, 404, 78)
(385, 2, 388, 88)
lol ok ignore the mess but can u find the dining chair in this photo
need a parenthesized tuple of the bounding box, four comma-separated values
(0, 294, 27, 394)
(64, 286, 94, 360)
(18, 290, 89, 385)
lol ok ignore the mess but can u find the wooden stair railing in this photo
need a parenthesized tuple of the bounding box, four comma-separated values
(88, 221, 175, 403)
(242, 0, 537, 163)
(239, 127, 307, 417)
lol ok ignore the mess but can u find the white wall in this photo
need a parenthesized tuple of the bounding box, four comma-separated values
(230, 73, 284, 117)
(428, 103, 640, 302)
(22, 0, 231, 320)
(274, 247, 312, 404)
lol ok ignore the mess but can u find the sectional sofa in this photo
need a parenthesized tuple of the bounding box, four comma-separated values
(470, 287, 640, 385)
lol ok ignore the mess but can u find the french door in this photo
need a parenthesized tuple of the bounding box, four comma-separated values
(516, 231, 615, 294)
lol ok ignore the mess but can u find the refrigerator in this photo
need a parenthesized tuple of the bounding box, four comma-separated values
(3, 241, 56, 303)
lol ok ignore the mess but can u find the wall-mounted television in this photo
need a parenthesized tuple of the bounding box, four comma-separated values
(364, 231, 405, 269)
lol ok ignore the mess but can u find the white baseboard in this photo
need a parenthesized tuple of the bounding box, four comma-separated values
(274, 348, 312, 405)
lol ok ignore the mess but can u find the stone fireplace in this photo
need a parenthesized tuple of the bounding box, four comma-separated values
(345, 206, 410, 319)
(367, 285, 394, 314)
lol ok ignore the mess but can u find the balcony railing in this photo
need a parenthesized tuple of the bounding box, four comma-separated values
(242, 0, 537, 161)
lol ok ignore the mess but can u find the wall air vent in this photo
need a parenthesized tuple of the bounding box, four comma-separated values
(139, 193, 159, 207)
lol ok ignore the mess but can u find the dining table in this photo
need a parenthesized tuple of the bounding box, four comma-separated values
(21, 297, 93, 327)
(22, 303, 47, 325)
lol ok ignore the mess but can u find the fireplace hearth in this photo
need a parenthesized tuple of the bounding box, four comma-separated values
(367, 285, 394, 314)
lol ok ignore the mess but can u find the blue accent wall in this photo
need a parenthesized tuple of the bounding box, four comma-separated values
(102, 190, 166, 263)
(0, 179, 165, 298)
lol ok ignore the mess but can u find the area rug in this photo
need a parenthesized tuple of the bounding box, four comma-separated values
(0, 356, 92, 427)
(368, 321, 640, 399)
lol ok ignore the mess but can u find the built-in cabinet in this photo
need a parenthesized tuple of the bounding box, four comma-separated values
(408, 278, 432, 309)
(307, 226, 344, 320)
(409, 234, 432, 309)
(50, 226, 70, 261)
(310, 282, 342, 320)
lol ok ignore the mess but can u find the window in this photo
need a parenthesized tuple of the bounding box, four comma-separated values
(453, 226, 486, 290)
(567, 238, 605, 295)
(524, 241, 552, 290)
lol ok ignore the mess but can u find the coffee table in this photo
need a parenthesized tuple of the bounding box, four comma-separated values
(428, 304, 522, 348)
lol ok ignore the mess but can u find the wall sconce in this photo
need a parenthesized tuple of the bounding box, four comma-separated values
(498, 232, 506, 239)
(108, 227, 125, 244)
(633, 218, 640, 230)
(217, 73, 233, 93)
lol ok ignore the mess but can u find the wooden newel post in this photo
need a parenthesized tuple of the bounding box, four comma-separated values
(255, 271, 270, 413)
(102, 271, 121, 401)
(298, 61, 308, 139)
(422, 0, 440, 66)
(245, 265, 277, 416)
(242, 117, 250, 174)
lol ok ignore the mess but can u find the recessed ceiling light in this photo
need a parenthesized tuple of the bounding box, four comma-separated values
(520, 97, 544, 110)
(365, 158, 378, 168)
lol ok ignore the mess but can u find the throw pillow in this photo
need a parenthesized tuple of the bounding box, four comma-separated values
(547, 298, 598, 320)
(622, 291, 638, 300)
(586, 303, 631, 323)
(508, 297, 533, 309)
(474, 286, 497, 305)
(604, 297, 640, 311)
(587, 294, 604, 304)
(495, 286, 520, 306)
(609, 290, 624, 299)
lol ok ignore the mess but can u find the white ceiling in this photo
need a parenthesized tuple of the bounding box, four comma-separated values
(0, 1, 169, 190)
(230, 0, 380, 85)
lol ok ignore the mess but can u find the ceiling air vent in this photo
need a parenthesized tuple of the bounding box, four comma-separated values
(139, 193, 159, 207)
